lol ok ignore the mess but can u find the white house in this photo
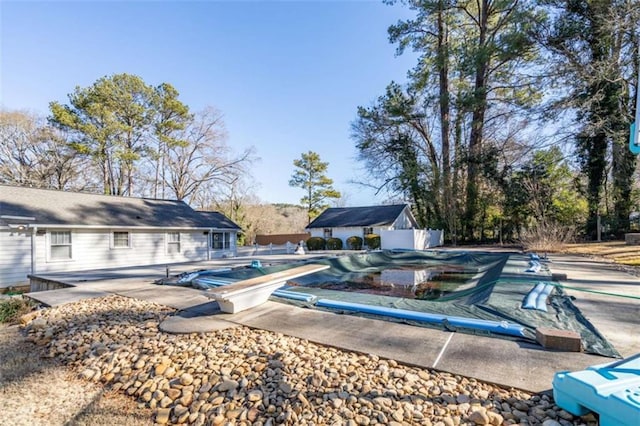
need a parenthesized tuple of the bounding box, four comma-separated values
(306, 204, 420, 248)
(0, 185, 241, 289)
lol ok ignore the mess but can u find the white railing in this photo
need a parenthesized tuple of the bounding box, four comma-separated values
(236, 241, 305, 257)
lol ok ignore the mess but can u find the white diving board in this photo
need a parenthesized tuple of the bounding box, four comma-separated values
(203, 264, 329, 314)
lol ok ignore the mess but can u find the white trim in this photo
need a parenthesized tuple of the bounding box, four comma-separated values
(0, 215, 36, 221)
(24, 224, 237, 231)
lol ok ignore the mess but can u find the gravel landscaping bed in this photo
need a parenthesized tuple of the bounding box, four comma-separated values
(3, 294, 598, 425)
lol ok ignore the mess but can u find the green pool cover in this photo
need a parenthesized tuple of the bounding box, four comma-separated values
(193, 250, 620, 358)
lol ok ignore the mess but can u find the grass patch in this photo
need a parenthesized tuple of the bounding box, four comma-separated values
(562, 241, 640, 266)
(0, 285, 30, 295)
(0, 297, 34, 324)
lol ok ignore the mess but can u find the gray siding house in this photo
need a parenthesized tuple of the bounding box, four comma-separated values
(306, 204, 419, 247)
(0, 185, 241, 289)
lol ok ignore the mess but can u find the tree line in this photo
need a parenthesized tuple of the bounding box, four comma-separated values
(1, 73, 254, 206)
(0, 73, 334, 242)
(351, 0, 639, 243)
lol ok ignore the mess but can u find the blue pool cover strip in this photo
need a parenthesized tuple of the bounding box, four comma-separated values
(315, 299, 526, 338)
(271, 289, 316, 303)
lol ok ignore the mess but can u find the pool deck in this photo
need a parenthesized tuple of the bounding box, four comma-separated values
(24, 249, 640, 393)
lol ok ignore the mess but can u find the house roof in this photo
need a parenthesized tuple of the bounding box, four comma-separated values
(307, 204, 413, 228)
(0, 185, 237, 230)
(196, 211, 241, 230)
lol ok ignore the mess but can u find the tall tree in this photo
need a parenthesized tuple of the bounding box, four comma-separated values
(150, 83, 191, 199)
(540, 0, 639, 235)
(289, 151, 341, 223)
(355, 0, 544, 239)
(49, 73, 156, 195)
(453, 0, 543, 238)
(388, 0, 453, 230)
(352, 83, 441, 228)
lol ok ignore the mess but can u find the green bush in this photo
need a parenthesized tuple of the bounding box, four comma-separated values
(326, 237, 343, 250)
(346, 236, 363, 250)
(364, 233, 381, 250)
(0, 297, 34, 324)
(306, 237, 326, 251)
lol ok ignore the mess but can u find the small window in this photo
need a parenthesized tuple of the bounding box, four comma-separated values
(113, 231, 131, 248)
(167, 232, 181, 254)
(363, 227, 373, 236)
(323, 228, 332, 239)
(50, 231, 72, 260)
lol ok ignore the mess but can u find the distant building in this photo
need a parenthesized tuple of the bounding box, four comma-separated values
(306, 204, 418, 247)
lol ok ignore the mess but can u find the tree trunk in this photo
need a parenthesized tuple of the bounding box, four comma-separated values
(437, 0, 452, 237)
(464, 0, 489, 241)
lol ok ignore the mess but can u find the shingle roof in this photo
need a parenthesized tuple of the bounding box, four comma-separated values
(196, 211, 241, 230)
(307, 204, 412, 228)
(0, 185, 235, 229)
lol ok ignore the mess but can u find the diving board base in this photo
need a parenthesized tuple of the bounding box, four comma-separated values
(203, 264, 329, 314)
(214, 282, 288, 314)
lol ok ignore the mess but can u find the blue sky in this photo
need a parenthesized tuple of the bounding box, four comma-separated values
(1, 1, 417, 206)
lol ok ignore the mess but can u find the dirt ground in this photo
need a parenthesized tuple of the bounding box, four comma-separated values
(0, 324, 154, 426)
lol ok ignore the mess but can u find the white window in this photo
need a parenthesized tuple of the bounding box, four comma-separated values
(112, 231, 131, 248)
(323, 228, 332, 239)
(167, 232, 181, 254)
(211, 232, 231, 250)
(363, 227, 373, 236)
(50, 231, 72, 260)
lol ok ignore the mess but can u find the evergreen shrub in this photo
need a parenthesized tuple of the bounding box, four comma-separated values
(346, 236, 363, 250)
(306, 237, 326, 251)
(326, 237, 343, 250)
(364, 233, 381, 250)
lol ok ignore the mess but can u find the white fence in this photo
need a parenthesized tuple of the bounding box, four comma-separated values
(236, 242, 302, 257)
(380, 229, 444, 250)
(234, 230, 445, 256)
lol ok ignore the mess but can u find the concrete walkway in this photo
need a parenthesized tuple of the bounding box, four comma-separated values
(24, 251, 640, 393)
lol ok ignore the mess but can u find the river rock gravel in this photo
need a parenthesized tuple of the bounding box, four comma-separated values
(14, 294, 598, 425)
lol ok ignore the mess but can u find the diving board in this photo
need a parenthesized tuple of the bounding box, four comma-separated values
(203, 264, 329, 313)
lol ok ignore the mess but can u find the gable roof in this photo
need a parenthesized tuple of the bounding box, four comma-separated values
(307, 204, 413, 228)
(196, 211, 241, 230)
(0, 185, 234, 230)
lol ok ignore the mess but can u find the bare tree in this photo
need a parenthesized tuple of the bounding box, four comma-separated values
(164, 107, 255, 203)
(0, 109, 89, 190)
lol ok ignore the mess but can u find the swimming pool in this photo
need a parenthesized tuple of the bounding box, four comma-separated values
(169, 250, 620, 358)
(290, 265, 480, 300)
